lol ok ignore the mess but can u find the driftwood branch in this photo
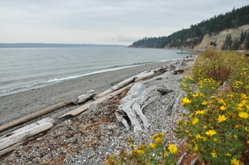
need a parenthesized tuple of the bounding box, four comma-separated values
(72, 90, 95, 104)
(176, 152, 187, 165)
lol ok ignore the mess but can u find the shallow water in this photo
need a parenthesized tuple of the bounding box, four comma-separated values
(0, 46, 189, 96)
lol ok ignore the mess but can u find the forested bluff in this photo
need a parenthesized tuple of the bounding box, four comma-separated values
(130, 5, 249, 50)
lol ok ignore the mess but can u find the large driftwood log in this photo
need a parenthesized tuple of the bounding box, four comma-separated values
(116, 82, 172, 133)
(72, 90, 95, 104)
(0, 101, 71, 133)
(95, 77, 135, 98)
(95, 66, 168, 98)
(0, 118, 54, 156)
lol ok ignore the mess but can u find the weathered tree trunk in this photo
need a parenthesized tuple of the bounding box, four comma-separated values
(0, 118, 54, 156)
(116, 82, 172, 133)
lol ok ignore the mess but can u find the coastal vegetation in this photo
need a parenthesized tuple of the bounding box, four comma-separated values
(177, 50, 249, 164)
(106, 50, 249, 164)
(130, 5, 249, 50)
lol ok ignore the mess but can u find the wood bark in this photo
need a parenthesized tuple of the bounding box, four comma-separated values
(0, 118, 54, 156)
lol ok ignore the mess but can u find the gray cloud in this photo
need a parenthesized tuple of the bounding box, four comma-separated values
(0, 0, 248, 45)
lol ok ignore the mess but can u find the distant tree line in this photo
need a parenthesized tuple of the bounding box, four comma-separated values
(130, 5, 249, 49)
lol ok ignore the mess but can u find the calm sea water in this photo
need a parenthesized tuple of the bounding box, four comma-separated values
(0, 46, 189, 96)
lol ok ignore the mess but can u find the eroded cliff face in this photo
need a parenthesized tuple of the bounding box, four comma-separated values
(194, 24, 249, 50)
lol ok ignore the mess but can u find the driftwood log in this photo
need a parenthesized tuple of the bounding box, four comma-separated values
(95, 66, 168, 98)
(0, 118, 54, 156)
(60, 84, 133, 118)
(116, 82, 172, 133)
(0, 101, 71, 133)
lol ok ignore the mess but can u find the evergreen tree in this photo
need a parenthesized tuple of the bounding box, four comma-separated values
(223, 34, 233, 50)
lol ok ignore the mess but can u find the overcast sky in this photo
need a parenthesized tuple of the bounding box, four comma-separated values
(0, 0, 248, 45)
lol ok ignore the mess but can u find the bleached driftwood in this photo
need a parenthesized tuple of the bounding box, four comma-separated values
(95, 66, 168, 98)
(176, 152, 187, 165)
(72, 90, 95, 104)
(95, 77, 135, 98)
(190, 157, 199, 165)
(60, 84, 133, 118)
(116, 82, 172, 133)
(0, 101, 71, 133)
(0, 118, 54, 156)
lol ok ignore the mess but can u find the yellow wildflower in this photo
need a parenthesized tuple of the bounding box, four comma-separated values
(195, 134, 202, 139)
(203, 125, 207, 129)
(239, 112, 249, 119)
(137, 149, 144, 156)
(218, 115, 227, 123)
(241, 100, 247, 106)
(155, 137, 163, 144)
(230, 158, 240, 165)
(149, 142, 156, 148)
(152, 133, 160, 140)
(211, 151, 217, 158)
(240, 93, 247, 99)
(192, 93, 198, 97)
(181, 97, 191, 106)
(218, 99, 225, 105)
(211, 95, 216, 99)
(202, 100, 208, 105)
(194, 144, 198, 151)
(164, 151, 168, 156)
(195, 110, 205, 115)
(205, 130, 216, 137)
(220, 105, 226, 111)
(168, 144, 178, 154)
(237, 104, 244, 111)
(226, 153, 232, 157)
(199, 92, 203, 97)
(192, 117, 199, 125)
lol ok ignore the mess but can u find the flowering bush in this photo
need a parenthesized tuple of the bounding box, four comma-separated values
(105, 133, 178, 165)
(177, 50, 249, 164)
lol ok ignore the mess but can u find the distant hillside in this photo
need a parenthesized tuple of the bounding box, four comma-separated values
(0, 43, 123, 48)
(130, 5, 249, 50)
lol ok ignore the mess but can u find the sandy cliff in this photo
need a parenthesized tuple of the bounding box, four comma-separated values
(194, 24, 249, 50)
